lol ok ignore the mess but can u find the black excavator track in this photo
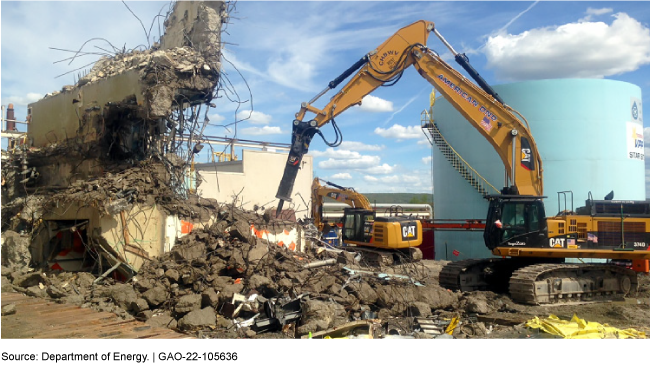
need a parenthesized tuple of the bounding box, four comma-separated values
(438, 258, 518, 293)
(509, 263, 639, 305)
(440, 260, 639, 305)
(341, 246, 423, 266)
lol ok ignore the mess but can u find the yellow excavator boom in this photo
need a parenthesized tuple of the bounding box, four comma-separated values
(276, 20, 542, 215)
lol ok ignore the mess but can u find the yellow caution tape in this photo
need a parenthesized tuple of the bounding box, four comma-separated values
(526, 314, 646, 339)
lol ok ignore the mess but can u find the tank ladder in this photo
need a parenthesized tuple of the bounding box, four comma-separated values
(421, 110, 499, 197)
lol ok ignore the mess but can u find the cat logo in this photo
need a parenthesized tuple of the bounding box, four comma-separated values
(520, 137, 535, 171)
(521, 148, 531, 163)
(549, 238, 565, 248)
(401, 224, 418, 240)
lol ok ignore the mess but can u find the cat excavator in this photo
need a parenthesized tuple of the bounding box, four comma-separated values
(311, 177, 372, 232)
(310, 177, 423, 265)
(275, 20, 650, 304)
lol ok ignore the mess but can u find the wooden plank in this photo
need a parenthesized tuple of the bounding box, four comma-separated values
(1, 292, 193, 339)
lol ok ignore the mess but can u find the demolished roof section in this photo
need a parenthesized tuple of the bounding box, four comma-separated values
(28, 1, 226, 150)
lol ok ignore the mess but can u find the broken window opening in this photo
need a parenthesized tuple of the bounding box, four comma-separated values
(42, 220, 97, 273)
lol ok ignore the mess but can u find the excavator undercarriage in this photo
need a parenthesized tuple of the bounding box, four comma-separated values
(440, 258, 641, 305)
(340, 245, 423, 267)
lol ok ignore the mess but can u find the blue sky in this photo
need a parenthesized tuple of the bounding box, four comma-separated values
(2, 1, 650, 194)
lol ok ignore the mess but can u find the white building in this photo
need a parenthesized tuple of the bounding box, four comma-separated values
(195, 149, 314, 219)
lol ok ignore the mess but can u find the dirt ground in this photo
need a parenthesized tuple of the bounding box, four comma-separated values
(3, 256, 648, 339)
(419, 260, 650, 339)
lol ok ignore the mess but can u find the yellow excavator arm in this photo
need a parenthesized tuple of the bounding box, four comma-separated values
(276, 20, 543, 214)
(311, 178, 372, 231)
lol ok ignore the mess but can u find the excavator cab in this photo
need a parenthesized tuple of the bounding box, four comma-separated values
(342, 208, 376, 243)
(484, 195, 547, 250)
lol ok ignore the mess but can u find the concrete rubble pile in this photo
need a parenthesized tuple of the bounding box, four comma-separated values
(2, 200, 518, 338)
(1, 148, 519, 340)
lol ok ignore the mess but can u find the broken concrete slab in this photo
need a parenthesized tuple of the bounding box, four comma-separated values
(130, 298, 150, 313)
(347, 281, 378, 305)
(142, 286, 168, 307)
(1, 231, 31, 269)
(296, 299, 347, 337)
(97, 283, 139, 311)
(146, 313, 178, 330)
(201, 288, 220, 308)
(1, 303, 17, 316)
(406, 301, 432, 317)
(174, 293, 203, 315)
(11, 272, 48, 288)
(177, 307, 216, 331)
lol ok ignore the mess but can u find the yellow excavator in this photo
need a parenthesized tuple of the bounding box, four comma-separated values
(311, 178, 423, 264)
(275, 20, 650, 304)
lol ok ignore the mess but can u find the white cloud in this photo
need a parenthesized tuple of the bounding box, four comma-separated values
(422, 156, 432, 164)
(237, 110, 273, 125)
(362, 174, 431, 187)
(484, 13, 650, 81)
(331, 173, 352, 180)
(268, 56, 316, 92)
(313, 146, 394, 175)
(239, 126, 284, 136)
(363, 163, 395, 175)
(374, 124, 427, 141)
(1, 92, 43, 108)
(379, 175, 401, 184)
(338, 141, 384, 151)
(356, 95, 394, 112)
(208, 113, 226, 124)
(310, 148, 362, 159)
(319, 155, 380, 170)
(358, 166, 433, 192)
(579, 7, 613, 22)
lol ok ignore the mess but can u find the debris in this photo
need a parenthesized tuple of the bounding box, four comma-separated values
(302, 319, 382, 339)
(178, 307, 217, 331)
(343, 266, 423, 286)
(303, 258, 337, 269)
(1, 304, 17, 316)
(1, 231, 31, 269)
(252, 296, 303, 334)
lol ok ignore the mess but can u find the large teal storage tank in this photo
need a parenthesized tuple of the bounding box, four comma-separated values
(432, 79, 644, 261)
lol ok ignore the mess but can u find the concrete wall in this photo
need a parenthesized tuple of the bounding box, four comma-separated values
(37, 202, 192, 272)
(195, 149, 313, 218)
(28, 70, 142, 148)
(35, 198, 305, 275)
(160, 0, 224, 64)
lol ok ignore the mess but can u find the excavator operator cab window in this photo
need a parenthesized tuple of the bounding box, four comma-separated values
(502, 203, 525, 240)
(342, 209, 375, 243)
(501, 201, 543, 241)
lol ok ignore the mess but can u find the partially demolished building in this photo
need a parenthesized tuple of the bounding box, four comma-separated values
(1, 1, 304, 278)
